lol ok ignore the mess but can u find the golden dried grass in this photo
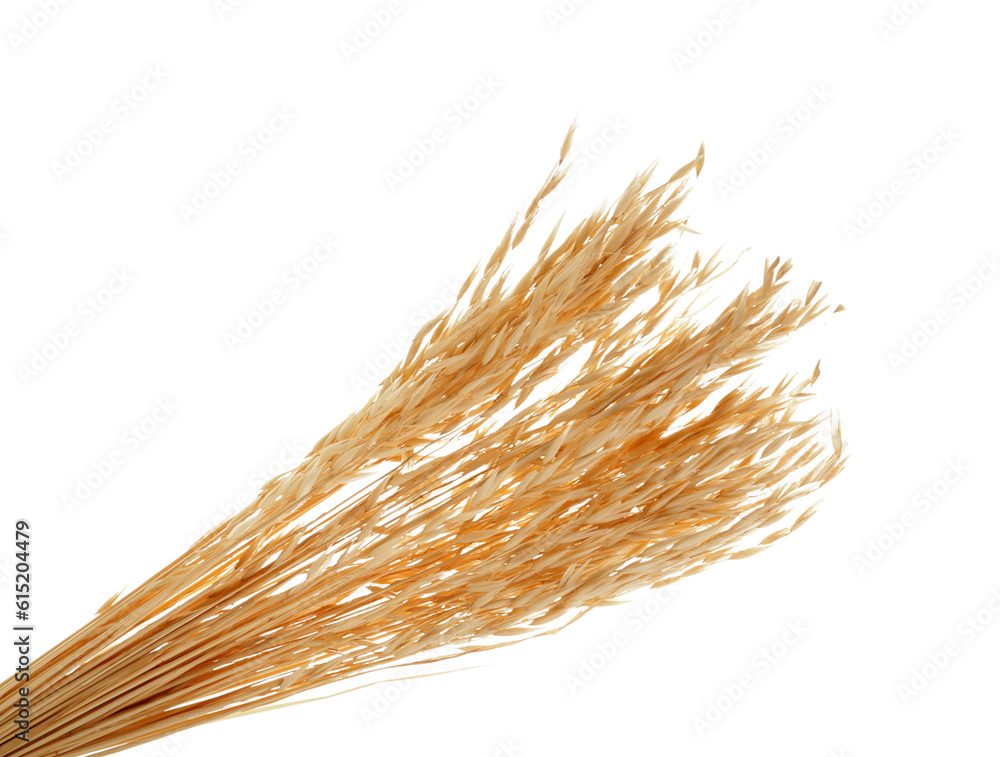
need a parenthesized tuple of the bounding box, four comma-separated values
(0, 126, 844, 757)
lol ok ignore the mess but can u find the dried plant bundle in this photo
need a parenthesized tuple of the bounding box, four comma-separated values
(1, 127, 844, 757)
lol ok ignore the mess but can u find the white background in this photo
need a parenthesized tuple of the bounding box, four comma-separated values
(2, 0, 999, 755)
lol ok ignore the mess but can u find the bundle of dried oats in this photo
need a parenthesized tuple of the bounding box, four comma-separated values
(0, 126, 843, 757)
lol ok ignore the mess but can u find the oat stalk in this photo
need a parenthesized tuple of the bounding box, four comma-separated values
(1, 126, 844, 757)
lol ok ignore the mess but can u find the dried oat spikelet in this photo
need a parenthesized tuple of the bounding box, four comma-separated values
(0, 128, 844, 757)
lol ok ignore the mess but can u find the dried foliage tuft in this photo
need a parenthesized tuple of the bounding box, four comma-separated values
(1, 128, 844, 757)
